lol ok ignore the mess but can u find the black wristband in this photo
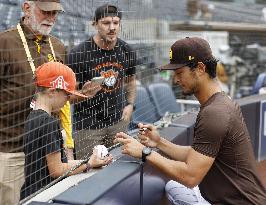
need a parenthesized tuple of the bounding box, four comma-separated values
(142, 147, 152, 162)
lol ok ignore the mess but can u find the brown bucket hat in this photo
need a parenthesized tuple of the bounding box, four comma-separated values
(29, 0, 64, 12)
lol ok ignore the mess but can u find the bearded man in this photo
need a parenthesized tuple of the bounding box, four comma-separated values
(0, 1, 74, 204)
(68, 4, 136, 159)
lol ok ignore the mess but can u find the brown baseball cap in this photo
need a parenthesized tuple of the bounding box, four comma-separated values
(160, 37, 214, 70)
(29, 0, 64, 12)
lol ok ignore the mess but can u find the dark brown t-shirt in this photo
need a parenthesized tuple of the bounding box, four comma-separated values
(0, 21, 66, 153)
(192, 92, 266, 204)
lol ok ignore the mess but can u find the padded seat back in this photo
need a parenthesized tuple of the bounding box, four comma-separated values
(148, 83, 181, 117)
(132, 86, 160, 125)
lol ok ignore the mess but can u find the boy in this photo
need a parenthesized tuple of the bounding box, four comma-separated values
(20, 62, 113, 200)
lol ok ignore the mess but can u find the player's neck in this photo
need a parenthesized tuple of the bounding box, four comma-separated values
(195, 80, 221, 105)
(93, 35, 116, 50)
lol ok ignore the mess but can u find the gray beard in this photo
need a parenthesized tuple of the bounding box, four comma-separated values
(28, 15, 54, 36)
(30, 21, 53, 36)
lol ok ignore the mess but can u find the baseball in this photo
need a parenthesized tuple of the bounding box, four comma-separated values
(94, 145, 109, 159)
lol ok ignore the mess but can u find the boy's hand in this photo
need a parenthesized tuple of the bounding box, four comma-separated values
(88, 149, 113, 168)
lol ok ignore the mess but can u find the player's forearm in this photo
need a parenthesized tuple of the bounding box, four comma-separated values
(146, 151, 196, 188)
(157, 137, 190, 162)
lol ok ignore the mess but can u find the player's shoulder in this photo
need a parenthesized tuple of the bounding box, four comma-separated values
(201, 93, 232, 119)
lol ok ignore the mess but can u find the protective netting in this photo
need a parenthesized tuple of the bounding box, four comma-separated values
(0, 0, 266, 204)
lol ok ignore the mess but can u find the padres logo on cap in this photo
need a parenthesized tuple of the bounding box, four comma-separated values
(169, 49, 173, 60)
(188, 56, 195, 61)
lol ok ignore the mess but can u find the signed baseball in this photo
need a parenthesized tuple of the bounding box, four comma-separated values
(94, 145, 109, 159)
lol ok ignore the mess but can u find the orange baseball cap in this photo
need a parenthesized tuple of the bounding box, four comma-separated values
(35, 62, 87, 98)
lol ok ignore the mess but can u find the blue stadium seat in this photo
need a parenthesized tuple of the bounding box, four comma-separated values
(252, 72, 266, 94)
(131, 85, 160, 126)
(147, 83, 181, 117)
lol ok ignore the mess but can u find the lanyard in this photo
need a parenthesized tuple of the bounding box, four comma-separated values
(17, 23, 57, 74)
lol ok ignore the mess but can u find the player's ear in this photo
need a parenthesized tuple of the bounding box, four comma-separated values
(196, 62, 206, 76)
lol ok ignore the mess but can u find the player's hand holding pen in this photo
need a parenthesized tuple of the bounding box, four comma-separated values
(114, 123, 161, 158)
(114, 132, 145, 158)
(138, 123, 161, 148)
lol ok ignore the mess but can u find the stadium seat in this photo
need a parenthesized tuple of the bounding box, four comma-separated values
(252, 72, 266, 94)
(131, 85, 160, 126)
(147, 83, 181, 117)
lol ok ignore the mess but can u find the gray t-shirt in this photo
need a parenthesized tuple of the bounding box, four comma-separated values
(192, 92, 266, 205)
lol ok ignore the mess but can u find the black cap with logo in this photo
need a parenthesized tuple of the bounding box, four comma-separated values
(94, 4, 122, 22)
(160, 37, 214, 70)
